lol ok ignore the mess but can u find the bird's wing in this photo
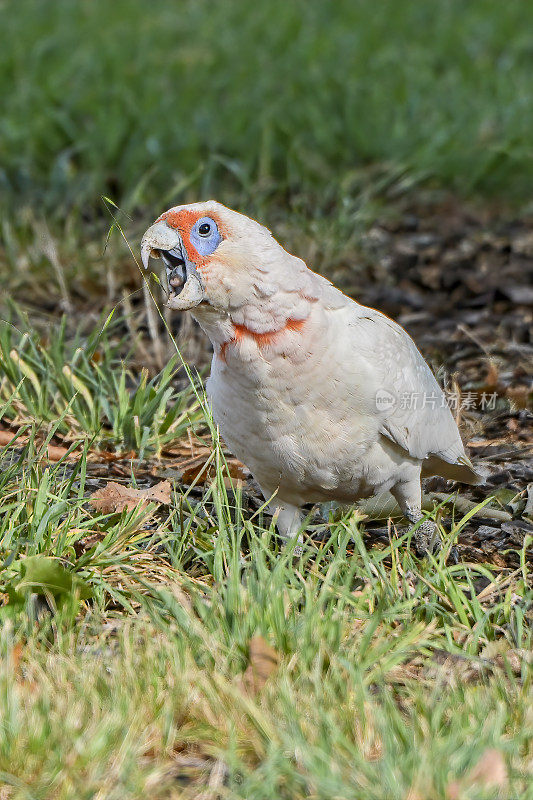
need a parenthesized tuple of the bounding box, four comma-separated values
(341, 304, 471, 469)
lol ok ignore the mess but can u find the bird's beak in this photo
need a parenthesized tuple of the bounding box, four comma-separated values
(140, 220, 206, 311)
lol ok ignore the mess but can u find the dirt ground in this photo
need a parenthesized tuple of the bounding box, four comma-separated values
(172, 197, 533, 567)
(10, 197, 533, 569)
(353, 197, 532, 566)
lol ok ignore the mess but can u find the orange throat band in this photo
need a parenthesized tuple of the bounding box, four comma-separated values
(218, 318, 306, 362)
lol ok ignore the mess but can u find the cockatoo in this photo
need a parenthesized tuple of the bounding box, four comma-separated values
(141, 201, 481, 555)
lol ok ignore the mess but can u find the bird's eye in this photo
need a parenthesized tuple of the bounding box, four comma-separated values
(190, 216, 221, 256)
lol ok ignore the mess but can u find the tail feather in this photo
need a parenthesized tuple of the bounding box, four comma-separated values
(422, 454, 485, 485)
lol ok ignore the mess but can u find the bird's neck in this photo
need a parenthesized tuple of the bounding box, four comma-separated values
(191, 294, 315, 362)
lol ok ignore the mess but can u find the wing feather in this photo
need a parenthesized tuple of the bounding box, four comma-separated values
(342, 305, 480, 481)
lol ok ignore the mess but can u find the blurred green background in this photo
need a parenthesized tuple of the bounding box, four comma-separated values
(1, 0, 532, 222)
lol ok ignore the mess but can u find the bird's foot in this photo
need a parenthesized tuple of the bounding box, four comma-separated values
(414, 523, 459, 564)
(283, 533, 304, 559)
(413, 519, 440, 557)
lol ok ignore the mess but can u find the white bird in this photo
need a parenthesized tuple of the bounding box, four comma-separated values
(141, 201, 481, 555)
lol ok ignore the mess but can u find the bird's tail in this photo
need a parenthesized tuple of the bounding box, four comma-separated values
(422, 454, 485, 485)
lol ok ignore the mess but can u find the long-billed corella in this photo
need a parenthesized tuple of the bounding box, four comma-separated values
(141, 201, 481, 555)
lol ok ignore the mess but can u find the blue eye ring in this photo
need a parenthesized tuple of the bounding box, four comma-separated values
(190, 216, 222, 257)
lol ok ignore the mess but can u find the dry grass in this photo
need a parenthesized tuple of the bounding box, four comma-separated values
(0, 407, 530, 797)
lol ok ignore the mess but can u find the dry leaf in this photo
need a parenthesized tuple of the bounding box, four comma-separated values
(240, 636, 279, 695)
(87, 449, 136, 463)
(0, 430, 19, 447)
(181, 460, 215, 486)
(45, 444, 73, 462)
(162, 440, 212, 459)
(224, 460, 249, 485)
(89, 480, 172, 513)
(447, 748, 508, 799)
(181, 458, 248, 487)
(72, 533, 105, 556)
(0, 429, 76, 461)
(506, 385, 530, 410)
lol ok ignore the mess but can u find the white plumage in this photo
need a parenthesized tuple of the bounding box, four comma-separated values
(141, 201, 481, 554)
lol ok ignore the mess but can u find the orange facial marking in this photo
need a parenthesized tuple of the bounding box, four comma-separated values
(218, 318, 306, 362)
(156, 208, 227, 268)
(219, 340, 230, 363)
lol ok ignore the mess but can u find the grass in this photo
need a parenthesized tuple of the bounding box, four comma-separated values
(0, 1, 532, 796)
(0, 303, 528, 797)
(1, 0, 533, 226)
(2, 612, 530, 799)
(0, 307, 201, 457)
(0, 381, 530, 797)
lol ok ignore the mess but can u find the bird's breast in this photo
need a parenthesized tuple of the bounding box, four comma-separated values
(206, 330, 380, 499)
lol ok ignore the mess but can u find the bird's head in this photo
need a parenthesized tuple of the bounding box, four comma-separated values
(141, 200, 284, 315)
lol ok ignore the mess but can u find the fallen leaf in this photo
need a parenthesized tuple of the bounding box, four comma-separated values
(89, 480, 172, 513)
(87, 449, 136, 463)
(73, 533, 104, 556)
(447, 748, 508, 799)
(224, 460, 250, 485)
(180, 459, 215, 486)
(181, 458, 249, 487)
(240, 635, 279, 695)
(0, 430, 17, 447)
(0, 429, 76, 461)
(162, 440, 212, 459)
(45, 444, 73, 462)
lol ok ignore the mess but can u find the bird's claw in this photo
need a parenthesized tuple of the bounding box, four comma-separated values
(414, 532, 460, 564)
(447, 545, 460, 564)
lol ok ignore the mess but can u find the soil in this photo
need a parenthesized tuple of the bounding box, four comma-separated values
(8, 196, 533, 568)
(354, 197, 532, 566)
